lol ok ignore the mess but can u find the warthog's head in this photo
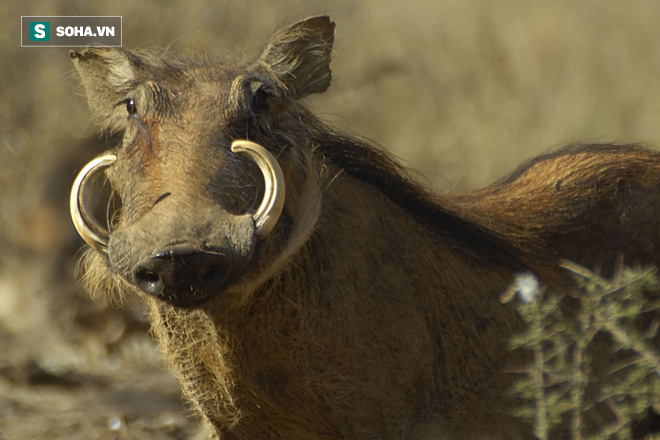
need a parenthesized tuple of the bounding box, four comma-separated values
(70, 17, 335, 308)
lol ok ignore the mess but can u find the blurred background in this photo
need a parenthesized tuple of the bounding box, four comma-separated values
(2, 1, 660, 438)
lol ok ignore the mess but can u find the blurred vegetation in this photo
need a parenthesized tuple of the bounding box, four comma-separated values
(2, 0, 660, 438)
(503, 264, 660, 439)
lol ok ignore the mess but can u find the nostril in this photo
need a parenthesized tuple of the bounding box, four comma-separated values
(135, 269, 160, 283)
(199, 263, 230, 290)
(137, 268, 160, 283)
(133, 264, 166, 296)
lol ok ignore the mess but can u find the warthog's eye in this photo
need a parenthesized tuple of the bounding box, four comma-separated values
(125, 98, 138, 116)
(116, 98, 139, 118)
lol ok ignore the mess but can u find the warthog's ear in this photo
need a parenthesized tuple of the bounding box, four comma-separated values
(258, 16, 335, 99)
(70, 47, 139, 132)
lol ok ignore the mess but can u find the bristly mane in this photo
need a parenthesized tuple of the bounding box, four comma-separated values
(316, 133, 531, 270)
(491, 143, 652, 188)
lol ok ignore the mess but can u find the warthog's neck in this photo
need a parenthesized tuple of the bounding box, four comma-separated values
(148, 143, 530, 439)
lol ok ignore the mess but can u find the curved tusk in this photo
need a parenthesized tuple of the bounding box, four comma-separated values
(231, 140, 286, 240)
(70, 154, 117, 254)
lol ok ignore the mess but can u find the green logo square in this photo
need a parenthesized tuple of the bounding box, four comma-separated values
(30, 22, 50, 41)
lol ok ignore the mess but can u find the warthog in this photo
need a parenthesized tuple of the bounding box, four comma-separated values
(69, 16, 660, 439)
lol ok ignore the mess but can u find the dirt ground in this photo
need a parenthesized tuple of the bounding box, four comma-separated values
(0, 250, 206, 439)
(3, 1, 660, 439)
(0, 359, 204, 439)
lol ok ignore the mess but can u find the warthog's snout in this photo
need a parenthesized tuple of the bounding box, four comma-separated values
(71, 140, 286, 307)
(133, 247, 231, 307)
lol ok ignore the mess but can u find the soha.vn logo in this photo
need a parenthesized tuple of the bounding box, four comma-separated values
(56, 25, 116, 37)
(22, 17, 121, 47)
(30, 22, 50, 41)
(31, 22, 116, 39)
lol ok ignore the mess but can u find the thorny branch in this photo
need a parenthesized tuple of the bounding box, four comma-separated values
(503, 263, 660, 439)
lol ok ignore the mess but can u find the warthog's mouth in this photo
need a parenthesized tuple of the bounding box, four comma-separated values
(71, 140, 287, 307)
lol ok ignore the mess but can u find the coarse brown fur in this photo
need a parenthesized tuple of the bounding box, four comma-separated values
(71, 16, 660, 439)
